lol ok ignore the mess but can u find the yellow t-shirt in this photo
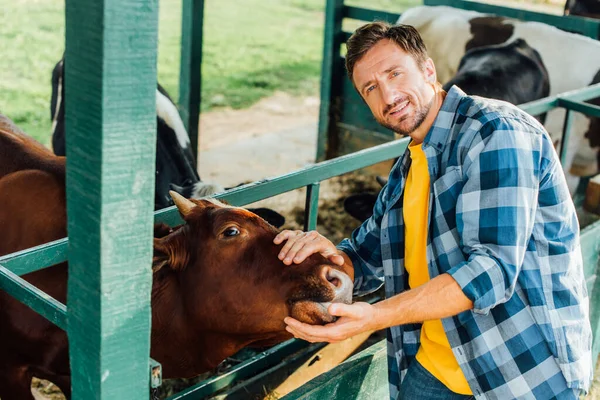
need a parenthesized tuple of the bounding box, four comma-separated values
(403, 142, 472, 395)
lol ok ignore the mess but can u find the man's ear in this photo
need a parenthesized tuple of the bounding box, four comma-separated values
(423, 57, 437, 84)
(152, 229, 189, 273)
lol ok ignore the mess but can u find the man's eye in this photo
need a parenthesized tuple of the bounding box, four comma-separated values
(391, 71, 400, 78)
(223, 227, 240, 237)
(366, 85, 376, 93)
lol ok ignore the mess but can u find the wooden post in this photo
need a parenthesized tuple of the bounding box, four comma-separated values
(64, 0, 158, 397)
(179, 0, 205, 164)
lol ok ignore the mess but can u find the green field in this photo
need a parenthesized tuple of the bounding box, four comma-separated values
(0, 0, 418, 145)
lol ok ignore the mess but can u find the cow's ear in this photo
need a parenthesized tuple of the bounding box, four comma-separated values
(152, 231, 188, 273)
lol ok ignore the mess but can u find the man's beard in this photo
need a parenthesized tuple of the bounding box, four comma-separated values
(377, 96, 433, 137)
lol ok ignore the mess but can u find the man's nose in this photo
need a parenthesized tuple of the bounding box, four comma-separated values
(380, 83, 397, 109)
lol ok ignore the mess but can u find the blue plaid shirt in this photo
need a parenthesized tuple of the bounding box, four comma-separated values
(338, 86, 592, 399)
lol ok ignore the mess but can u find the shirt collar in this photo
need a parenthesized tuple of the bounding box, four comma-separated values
(422, 85, 465, 153)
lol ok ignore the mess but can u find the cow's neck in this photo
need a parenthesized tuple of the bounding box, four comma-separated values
(149, 273, 251, 379)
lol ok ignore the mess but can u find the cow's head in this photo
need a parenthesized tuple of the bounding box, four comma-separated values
(152, 192, 354, 346)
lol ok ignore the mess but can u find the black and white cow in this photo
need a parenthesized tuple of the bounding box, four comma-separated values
(442, 38, 550, 112)
(50, 58, 286, 227)
(564, 0, 600, 19)
(51, 58, 223, 211)
(344, 40, 551, 223)
(398, 6, 600, 192)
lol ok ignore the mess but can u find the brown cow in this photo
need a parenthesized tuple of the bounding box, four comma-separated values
(0, 114, 354, 399)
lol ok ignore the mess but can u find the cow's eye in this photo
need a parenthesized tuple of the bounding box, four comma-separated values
(223, 227, 240, 237)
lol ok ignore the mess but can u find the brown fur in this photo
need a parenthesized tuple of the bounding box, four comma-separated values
(0, 114, 354, 399)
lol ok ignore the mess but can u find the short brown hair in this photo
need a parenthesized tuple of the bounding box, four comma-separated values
(345, 22, 428, 83)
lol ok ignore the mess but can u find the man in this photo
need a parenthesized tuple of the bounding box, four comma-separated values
(275, 22, 592, 399)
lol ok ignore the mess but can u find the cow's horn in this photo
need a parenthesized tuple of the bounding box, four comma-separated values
(169, 190, 195, 217)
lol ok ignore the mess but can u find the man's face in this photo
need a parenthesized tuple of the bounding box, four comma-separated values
(353, 39, 437, 137)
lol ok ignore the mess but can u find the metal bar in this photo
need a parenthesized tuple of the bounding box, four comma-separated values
(304, 183, 321, 231)
(166, 339, 320, 400)
(423, 0, 600, 39)
(559, 98, 600, 118)
(558, 82, 600, 102)
(518, 84, 600, 116)
(179, 0, 205, 163)
(0, 264, 67, 330)
(316, 0, 345, 161)
(559, 110, 575, 168)
(213, 138, 410, 207)
(343, 6, 400, 22)
(518, 97, 560, 116)
(155, 137, 409, 226)
(0, 238, 68, 276)
(64, 0, 158, 396)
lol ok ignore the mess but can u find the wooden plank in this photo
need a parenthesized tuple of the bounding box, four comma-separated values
(282, 340, 389, 400)
(64, 0, 158, 397)
(179, 0, 204, 162)
(273, 330, 374, 397)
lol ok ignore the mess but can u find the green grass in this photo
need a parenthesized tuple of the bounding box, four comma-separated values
(0, 0, 418, 145)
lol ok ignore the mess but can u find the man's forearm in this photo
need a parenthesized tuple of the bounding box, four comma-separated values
(370, 273, 473, 331)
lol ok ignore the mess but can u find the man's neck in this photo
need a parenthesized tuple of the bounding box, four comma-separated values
(409, 87, 447, 144)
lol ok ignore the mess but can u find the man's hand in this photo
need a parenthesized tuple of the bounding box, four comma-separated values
(284, 302, 377, 343)
(274, 229, 345, 266)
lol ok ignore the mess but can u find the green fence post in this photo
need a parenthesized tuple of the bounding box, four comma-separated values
(304, 183, 321, 231)
(559, 109, 575, 168)
(179, 0, 205, 163)
(64, 0, 158, 397)
(317, 0, 345, 161)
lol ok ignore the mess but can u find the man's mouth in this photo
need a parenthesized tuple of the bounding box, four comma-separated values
(388, 100, 410, 116)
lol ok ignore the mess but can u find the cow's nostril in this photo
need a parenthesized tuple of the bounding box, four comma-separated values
(319, 266, 352, 305)
(322, 267, 345, 290)
(327, 274, 342, 289)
